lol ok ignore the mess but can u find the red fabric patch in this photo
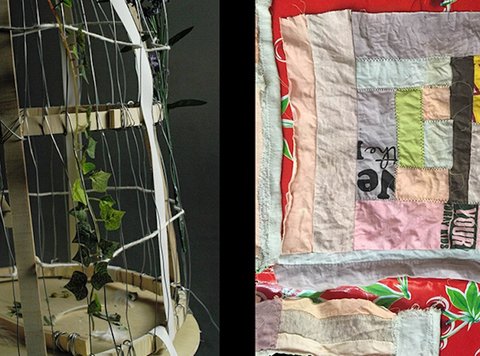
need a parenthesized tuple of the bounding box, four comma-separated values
(256, 273, 480, 354)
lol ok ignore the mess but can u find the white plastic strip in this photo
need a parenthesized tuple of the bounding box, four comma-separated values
(110, 210, 185, 260)
(110, 0, 176, 340)
(149, 325, 178, 356)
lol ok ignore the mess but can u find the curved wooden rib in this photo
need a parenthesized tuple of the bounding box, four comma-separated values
(0, 264, 188, 355)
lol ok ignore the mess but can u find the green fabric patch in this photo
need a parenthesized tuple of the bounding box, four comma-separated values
(396, 89, 424, 167)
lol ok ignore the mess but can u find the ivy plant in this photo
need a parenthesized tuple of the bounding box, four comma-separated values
(65, 125, 124, 325)
(46, 0, 125, 328)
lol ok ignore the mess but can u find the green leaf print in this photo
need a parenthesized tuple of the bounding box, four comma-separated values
(281, 95, 289, 114)
(446, 286, 470, 313)
(297, 290, 323, 304)
(362, 283, 401, 297)
(465, 281, 479, 315)
(375, 296, 401, 308)
(283, 139, 293, 160)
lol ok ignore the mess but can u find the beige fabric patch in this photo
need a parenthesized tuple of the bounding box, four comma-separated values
(276, 333, 395, 356)
(279, 310, 394, 344)
(423, 87, 450, 120)
(307, 11, 357, 252)
(282, 298, 395, 320)
(396, 167, 449, 202)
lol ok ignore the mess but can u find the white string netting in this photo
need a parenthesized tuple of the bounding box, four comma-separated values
(0, 0, 192, 354)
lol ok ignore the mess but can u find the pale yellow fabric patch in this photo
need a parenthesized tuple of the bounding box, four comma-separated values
(423, 87, 450, 120)
(396, 167, 449, 202)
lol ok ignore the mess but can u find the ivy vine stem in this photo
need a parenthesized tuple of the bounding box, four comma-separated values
(46, 0, 101, 242)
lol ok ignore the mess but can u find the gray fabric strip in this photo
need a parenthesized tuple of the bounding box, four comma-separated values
(352, 12, 480, 59)
(274, 250, 480, 290)
(255, 0, 283, 268)
(356, 91, 396, 200)
(449, 56, 474, 203)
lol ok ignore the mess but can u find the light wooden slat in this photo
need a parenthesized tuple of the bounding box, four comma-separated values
(0, 1, 48, 354)
(21, 104, 162, 136)
(62, 5, 81, 263)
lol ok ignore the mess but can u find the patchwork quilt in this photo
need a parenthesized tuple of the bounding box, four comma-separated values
(256, 0, 480, 355)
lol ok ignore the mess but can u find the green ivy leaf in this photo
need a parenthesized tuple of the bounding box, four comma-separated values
(72, 219, 97, 267)
(446, 286, 470, 312)
(362, 283, 400, 297)
(99, 195, 115, 207)
(72, 245, 92, 267)
(69, 206, 88, 223)
(91, 262, 113, 290)
(72, 179, 87, 205)
(82, 162, 96, 175)
(62, 0, 73, 7)
(86, 137, 97, 159)
(88, 293, 102, 315)
(375, 296, 401, 308)
(169, 26, 194, 46)
(99, 196, 125, 231)
(64, 271, 88, 301)
(71, 44, 79, 59)
(167, 99, 207, 110)
(465, 281, 479, 315)
(104, 209, 125, 231)
(79, 65, 89, 84)
(72, 220, 96, 246)
(99, 239, 120, 259)
(283, 139, 293, 160)
(90, 170, 111, 193)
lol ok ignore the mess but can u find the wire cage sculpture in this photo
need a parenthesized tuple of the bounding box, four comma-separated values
(0, 0, 198, 354)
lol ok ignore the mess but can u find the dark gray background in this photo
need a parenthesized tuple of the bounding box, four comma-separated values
(167, 1, 219, 355)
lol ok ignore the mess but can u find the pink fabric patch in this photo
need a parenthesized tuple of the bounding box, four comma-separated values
(423, 87, 451, 120)
(280, 16, 317, 253)
(354, 200, 443, 250)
